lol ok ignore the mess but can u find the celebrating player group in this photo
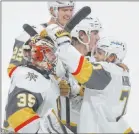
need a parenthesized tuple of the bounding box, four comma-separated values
(3, 1, 134, 133)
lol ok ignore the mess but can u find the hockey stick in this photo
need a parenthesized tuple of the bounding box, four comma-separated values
(23, 24, 38, 37)
(64, 6, 91, 33)
(65, 96, 70, 128)
(23, 6, 91, 36)
(64, 6, 91, 130)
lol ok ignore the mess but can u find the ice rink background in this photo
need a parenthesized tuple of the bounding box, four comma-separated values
(2, 1, 139, 132)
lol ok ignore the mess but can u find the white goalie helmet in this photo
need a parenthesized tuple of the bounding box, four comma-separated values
(96, 37, 127, 63)
(47, 0, 75, 18)
(71, 16, 102, 51)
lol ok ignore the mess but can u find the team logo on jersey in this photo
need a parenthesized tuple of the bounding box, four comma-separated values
(26, 72, 38, 82)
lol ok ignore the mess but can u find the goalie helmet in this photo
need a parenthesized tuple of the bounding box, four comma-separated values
(23, 35, 57, 73)
(71, 16, 102, 51)
(47, 0, 75, 18)
(96, 37, 127, 63)
(23, 35, 66, 77)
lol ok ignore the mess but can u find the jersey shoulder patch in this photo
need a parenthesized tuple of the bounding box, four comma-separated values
(12, 66, 51, 93)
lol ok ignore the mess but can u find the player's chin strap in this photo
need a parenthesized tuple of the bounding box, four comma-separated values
(77, 34, 90, 52)
(51, 16, 65, 29)
(104, 52, 109, 61)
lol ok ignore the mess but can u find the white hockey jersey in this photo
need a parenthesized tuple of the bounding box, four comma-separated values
(4, 65, 72, 133)
(56, 43, 134, 133)
(78, 62, 131, 133)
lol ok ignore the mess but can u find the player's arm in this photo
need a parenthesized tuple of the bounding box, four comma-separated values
(7, 39, 25, 77)
(43, 24, 110, 89)
(56, 44, 111, 90)
(4, 85, 72, 133)
(7, 29, 32, 78)
(7, 24, 46, 78)
(3, 86, 42, 133)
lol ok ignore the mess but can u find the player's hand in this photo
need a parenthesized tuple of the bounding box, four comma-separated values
(45, 24, 71, 47)
(58, 80, 70, 96)
(117, 63, 129, 72)
(45, 24, 62, 41)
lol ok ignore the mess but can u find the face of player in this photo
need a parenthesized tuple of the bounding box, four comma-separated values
(57, 6, 74, 26)
(78, 30, 100, 55)
(89, 30, 100, 53)
(94, 48, 106, 62)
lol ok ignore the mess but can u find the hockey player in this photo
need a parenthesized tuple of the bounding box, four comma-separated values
(58, 15, 102, 132)
(53, 35, 134, 133)
(71, 15, 102, 60)
(40, 10, 132, 132)
(3, 36, 73, 133)
(7, 0, 75, 78)
(6, 2, 75, 132)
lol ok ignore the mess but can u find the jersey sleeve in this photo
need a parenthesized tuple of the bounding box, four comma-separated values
(7, 32, 30, 77)
(4, 86, 71, 133)
(4, 66, 45, 133)
(57, 44, 112, 90)
(7, 24, 46, 78)
(4, 86, 43, 133)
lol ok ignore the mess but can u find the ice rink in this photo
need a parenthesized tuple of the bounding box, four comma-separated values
(2, 1, 139, 132)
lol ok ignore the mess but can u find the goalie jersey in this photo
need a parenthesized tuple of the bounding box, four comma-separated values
(3, 65, 61, 133)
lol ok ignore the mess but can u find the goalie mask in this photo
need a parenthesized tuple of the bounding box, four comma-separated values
(23, 35, 57, 73)
(23, 35, 66, 77)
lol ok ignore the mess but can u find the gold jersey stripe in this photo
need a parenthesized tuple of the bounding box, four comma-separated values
(124, 127, 133, 134)
(7, 64, 17, 77)
(72, 56, 93, 84)
(8, 107, 39, 132)
(61, 120, 77, 127)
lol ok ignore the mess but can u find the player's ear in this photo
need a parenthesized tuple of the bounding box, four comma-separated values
(79, 30, 86, 40)
(107, 54, 117, 63)
(50, 7, 55, 17)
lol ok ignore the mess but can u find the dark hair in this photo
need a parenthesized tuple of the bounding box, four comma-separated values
(71, 37, 79, 46)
